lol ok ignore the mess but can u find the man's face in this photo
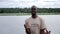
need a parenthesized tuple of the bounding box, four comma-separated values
(31, 8, 37, 16)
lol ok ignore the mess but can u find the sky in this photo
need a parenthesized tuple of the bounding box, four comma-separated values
(0, 0, 60, 8)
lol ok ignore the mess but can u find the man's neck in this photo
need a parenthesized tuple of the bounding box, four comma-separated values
(32, 15, 37, 19)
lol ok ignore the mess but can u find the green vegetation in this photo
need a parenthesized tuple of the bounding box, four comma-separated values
(0, 8, 60, 13)
(0, 8, 60, 16)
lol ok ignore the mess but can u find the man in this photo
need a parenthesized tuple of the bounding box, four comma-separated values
(24, 6, 50, 34)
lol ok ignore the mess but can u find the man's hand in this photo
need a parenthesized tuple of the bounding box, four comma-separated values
(24, 24, 31, 34)
(40, 28, 51, 34)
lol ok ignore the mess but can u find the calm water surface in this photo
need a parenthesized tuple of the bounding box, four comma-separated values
(0, 15, 60, 34)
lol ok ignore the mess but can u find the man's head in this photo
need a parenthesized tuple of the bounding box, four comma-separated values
(31, 6, 37, 18)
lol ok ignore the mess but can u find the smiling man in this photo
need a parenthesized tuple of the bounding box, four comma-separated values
(24, 6, 49, 34)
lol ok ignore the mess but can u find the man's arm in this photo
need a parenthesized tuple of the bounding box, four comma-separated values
(40, 18, 48, 32)
(40, 18, 51, 34)
(24, 21, 31, 34)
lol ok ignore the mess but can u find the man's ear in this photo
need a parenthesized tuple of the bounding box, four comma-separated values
(24, 24, 26, 28)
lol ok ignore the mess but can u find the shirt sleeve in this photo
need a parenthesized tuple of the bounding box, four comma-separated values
(40, 18, 47, 29)
(25, 19, 30, 28)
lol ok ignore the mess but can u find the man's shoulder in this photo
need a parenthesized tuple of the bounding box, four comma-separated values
(25, 17, 31, 22)
(37, 16, 42, 19)
(37, 16, 43, 20)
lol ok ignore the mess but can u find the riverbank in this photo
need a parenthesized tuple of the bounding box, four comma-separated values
(0, 13, 60, 16)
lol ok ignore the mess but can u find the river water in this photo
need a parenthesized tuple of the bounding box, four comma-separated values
(0, 15, 60, 34)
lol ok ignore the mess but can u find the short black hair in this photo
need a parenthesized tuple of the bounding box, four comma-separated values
(31, 5, 37, 11)
(31, 5, 37, 9)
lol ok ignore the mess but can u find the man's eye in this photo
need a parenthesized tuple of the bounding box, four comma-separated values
(32, 8, 36, 10)
(33, 8, 36, 10)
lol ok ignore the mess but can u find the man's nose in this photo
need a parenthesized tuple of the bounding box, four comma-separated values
(32, 12, 36, 14)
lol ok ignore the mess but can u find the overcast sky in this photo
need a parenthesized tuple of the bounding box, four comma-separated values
(0, 0, 60, 8)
